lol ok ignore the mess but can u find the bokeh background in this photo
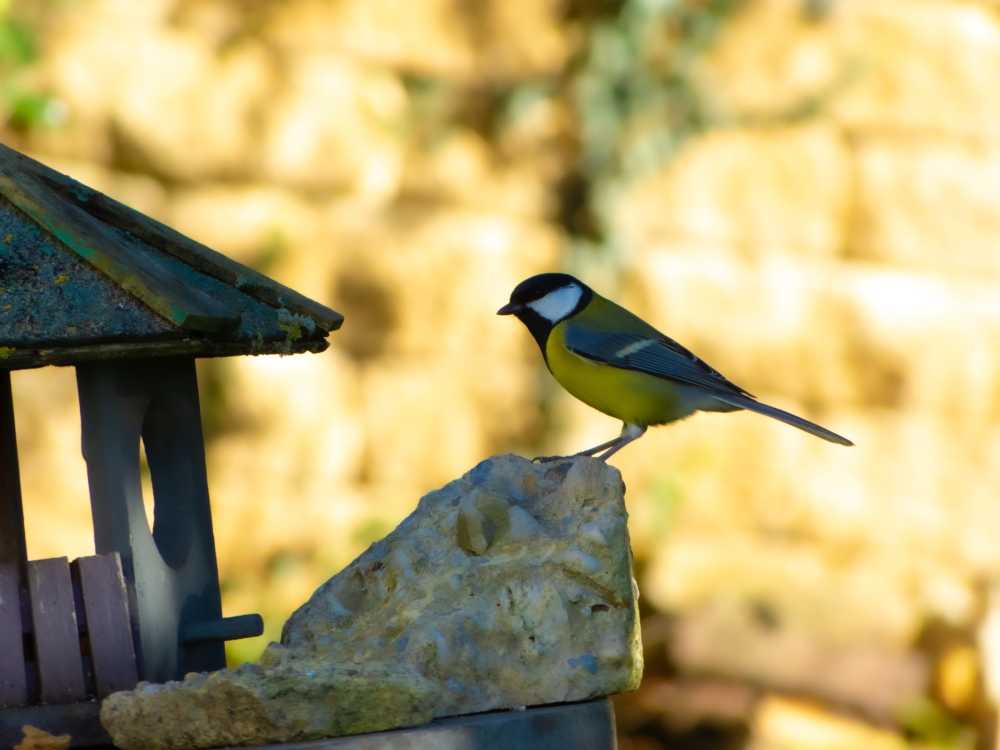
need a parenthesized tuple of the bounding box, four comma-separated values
(7, 0, 1000, 747)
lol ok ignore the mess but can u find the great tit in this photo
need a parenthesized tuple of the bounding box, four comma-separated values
(498, 273, 853, 460)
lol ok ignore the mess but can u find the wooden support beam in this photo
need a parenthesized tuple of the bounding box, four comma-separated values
(0, 369, 26, 576)
(77, 358, 235, 682)
(0, 370, 29, 708)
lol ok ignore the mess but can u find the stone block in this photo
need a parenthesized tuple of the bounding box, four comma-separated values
(265, 0, 571, 81)
(850, 138, 1000, 276)
(617, 125, 849, 260)
(698, 0, 1000, 139)
(101, 455, 642, 749)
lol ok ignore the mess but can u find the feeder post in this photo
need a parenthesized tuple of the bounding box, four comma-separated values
(0, 370, 26, 572)
(0, 369, 28, 707)
(77, 358, 229, 683)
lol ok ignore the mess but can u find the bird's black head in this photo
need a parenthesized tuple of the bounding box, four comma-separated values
(497, 273, 593, 354)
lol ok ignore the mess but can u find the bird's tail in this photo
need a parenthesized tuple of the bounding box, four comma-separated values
(712, 393, 854, 446)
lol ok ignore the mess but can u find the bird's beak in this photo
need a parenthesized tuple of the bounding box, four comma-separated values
(497, 302, 521, 316)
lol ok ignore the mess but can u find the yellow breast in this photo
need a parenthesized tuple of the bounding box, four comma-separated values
(544, 322, 691, 426)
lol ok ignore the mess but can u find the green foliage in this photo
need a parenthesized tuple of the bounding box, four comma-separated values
(574, 0, 747, 231)
(248, 230, 290, 277)
(0, 7, 63, 131)
(570, 0, 851, 244)
(0, 16, 36, 66)
(898, 697, 977, 750)
(7, 89, 59, 129)
(645, 476, 685, 537)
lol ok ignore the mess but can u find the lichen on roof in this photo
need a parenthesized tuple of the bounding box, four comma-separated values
(0, 144, 344, 370)
(0, 197, 176, 346)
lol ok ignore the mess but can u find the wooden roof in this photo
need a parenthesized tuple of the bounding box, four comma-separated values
(0, 144, 342, 369)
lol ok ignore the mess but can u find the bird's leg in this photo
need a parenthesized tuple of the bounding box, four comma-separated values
(534, 431, 627, 463)
(572, 435, 625, 458)
(535, 424, 647, 463)
(595, 423, 647, 462)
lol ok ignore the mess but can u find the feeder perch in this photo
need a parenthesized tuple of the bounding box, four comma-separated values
(0, 143, 343, 747)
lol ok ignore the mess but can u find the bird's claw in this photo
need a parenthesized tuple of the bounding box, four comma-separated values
(531, 454, 569, 463)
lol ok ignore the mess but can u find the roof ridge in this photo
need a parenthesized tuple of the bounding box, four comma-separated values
(0, 144, 343, 332)
(0, 152, 240, 334)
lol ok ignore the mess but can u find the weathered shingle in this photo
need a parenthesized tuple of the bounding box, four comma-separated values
(0, 144, 343, 369)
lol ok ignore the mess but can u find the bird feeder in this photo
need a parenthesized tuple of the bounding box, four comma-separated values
(0, 144, 342, 746)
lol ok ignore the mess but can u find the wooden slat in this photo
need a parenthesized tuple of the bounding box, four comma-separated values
(27, 557, 86, 704)
(0, 562, 28, 706)
(73, 554, 138, 697)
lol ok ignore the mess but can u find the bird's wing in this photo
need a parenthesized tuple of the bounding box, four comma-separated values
(561, 301, 853, 446)
(562, 320, 754, 398)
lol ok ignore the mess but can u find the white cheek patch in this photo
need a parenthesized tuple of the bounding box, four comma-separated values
(526, 285, 583, 322)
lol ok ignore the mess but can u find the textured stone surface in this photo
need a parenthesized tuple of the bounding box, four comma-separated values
(100, 662, 436, 750)
(282, 454, 642, 702)
(100, 454, 642, 749)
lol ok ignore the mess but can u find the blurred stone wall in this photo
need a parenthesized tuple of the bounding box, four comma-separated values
(15, 0, 573, 633)
(615, 0, 1000, 649)
(9, 0, 1000, 745)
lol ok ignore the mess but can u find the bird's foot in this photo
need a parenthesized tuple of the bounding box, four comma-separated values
(532, 425, 647, 463)
(531, 454, 570, 463)
(592, 424, 648, 462)
(533, 451, 612, 464)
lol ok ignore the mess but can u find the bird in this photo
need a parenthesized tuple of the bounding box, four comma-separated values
(498, 272, 852, 461)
